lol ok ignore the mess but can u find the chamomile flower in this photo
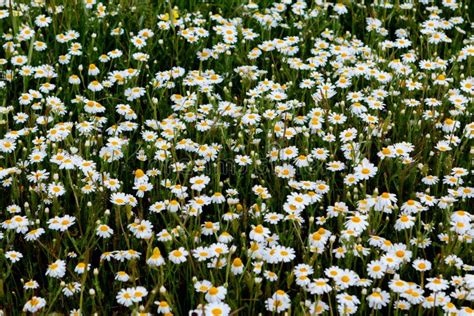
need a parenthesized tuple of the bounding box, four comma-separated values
(23, 296, 47, 313)
(169, 247, 188, 264)
(46, 259, 66, 279)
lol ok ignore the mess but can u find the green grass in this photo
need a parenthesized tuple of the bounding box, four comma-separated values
(0, 0, 473, 315)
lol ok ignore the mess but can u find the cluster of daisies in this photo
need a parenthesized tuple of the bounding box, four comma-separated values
(0, 0, 473, 315)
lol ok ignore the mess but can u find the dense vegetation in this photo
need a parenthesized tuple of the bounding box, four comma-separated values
(0, 0, 473, 315)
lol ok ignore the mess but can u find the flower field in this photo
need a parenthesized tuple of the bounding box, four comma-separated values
(0, 0, 473, 314)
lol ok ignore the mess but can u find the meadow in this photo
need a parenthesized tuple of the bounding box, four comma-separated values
(0, 0, 473, 314)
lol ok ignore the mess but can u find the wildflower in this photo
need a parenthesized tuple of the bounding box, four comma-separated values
(116, 288, 135, 307)
(205, 302, 231, 316)
(367, 289, 390, 309)
(354, 158, 378, 180)
(5, 250, 23, 263)
(48, 215, 76, 232)
(96, 224, 114, 238)
(367, 260, 387, 279)
(395, 214, 416, 230)
(426, 277, 449, 292)
(169, 247, 188, 264)
(205, 286, 227, 303)
(249, 225, 270, 242)
(74, 262, 89, 274)
(190, 175, 210, 191)
(308, 278, 332, 295)
(24, 228, 45, 241)
(48, 182, 66, 197)
(231, 258, 244, 275)
(46, 260, 66, 279)
(345, 213, 369, 232)
(412, 259, 432, 272)
(265, 290, 291, 313)
(23, 296, 47, 313)
(156, 300, 171, 314)
(147, 247, 165, 267)
(115, 271, 130, 282)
